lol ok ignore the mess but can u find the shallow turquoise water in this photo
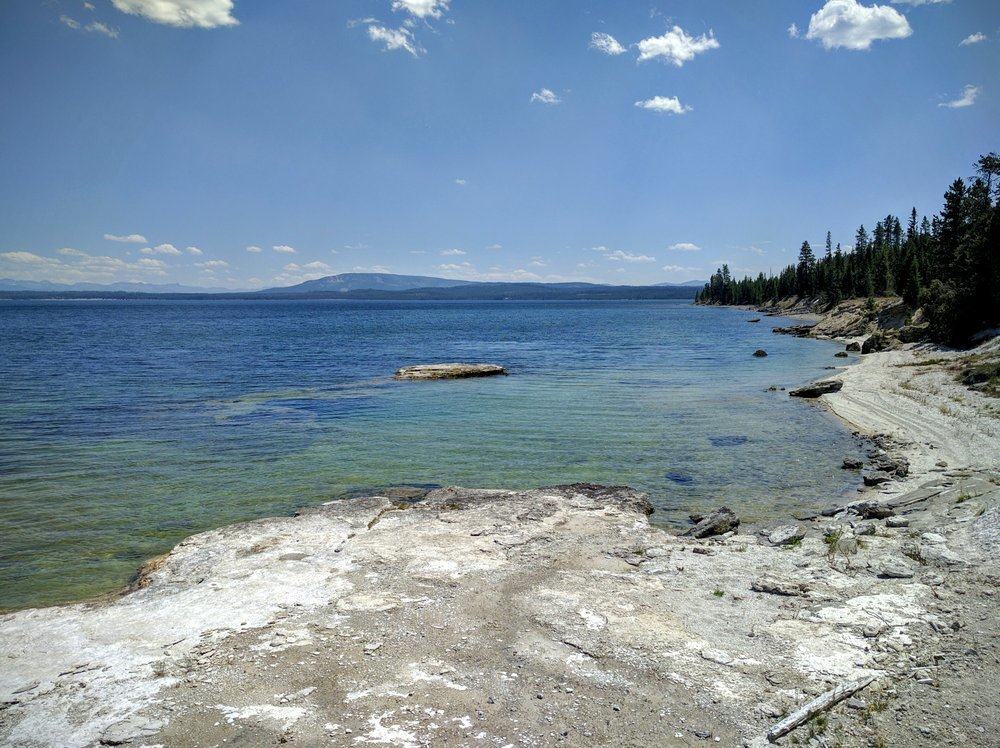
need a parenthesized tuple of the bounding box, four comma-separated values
(0, 299, 863, 609)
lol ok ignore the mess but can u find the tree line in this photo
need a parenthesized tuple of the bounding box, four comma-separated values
(696, 153, 999, 345)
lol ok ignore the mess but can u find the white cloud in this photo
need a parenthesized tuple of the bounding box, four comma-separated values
(454, 178, 467, 186)
(245, 245, 262, 253)
(806, 0, 912, 51)
(392, 0, 449, 19)
(60, 15, 81, 29)
(668, 242, 701, 252)
(140, 243, 181, 255)
(788, 23, 800, 38)
(272, 261, 334, 285)
(939, 84, 979, 108)
(367, 24, 420, 56)
(960, 32, 986, 46)
(590, 32, 626, 55)
(637, 26, 719, 66)
(436, 262, 543, 282)
(529, 256, 547, 267)
(890, 0, 950, 5)
(440, 248, 466, 256)
(111, 0, 237, 28)
(487, 244, 502, 250)
(531, 88, 561, 105)
(104, 233, 146, 243)
(634, 96, 692, 115)
(84, 2, 95, 9)
(662, 264, 699, 273)
(343, 243, 369, 250)
(272, 245, 297, 254)
(0, 248, 172, 282)
(352, 265, 391, 273)
(195, 260, 229, 269)
(601, 249, 656, 263)
(85, 21, 119, 37)
(186, 246, 203, 256)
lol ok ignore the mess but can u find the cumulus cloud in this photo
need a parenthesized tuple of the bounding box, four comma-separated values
(195, 260, 229, 269)
(590, 32, 626, 55)
(0, 248, 173, 282)
(272, 245, 296, 254)
(634, 96, 692, 115)
(637, 26, 719, 66)
(186, 246, 203, 256)
(662, 264, 699, 273)
(593, 247, 656, 263)
(454, 178, 467, 186)
(272, 261, 334, 285)
(62, 16, 120, 37)
(806, 0, 912, 51)
(960, 33, 986, 46)
(668, 242, 701, 252)
(436, 262, 543, 282)
(245, 245, 262, 253)
(440, 248, 466, 256)
(140, 243, 182, 255)
(367, 24, 420, 56)
(939, 84, 979, 108)
(529, 256, 547, 267)
(104, 233, 146, 243)
(111, 0, 237, 28)
(392, 0, 449, 19)
(890, 0, 950, 5)
(531, 88, 561, 105)
(788, 23, 800, 38)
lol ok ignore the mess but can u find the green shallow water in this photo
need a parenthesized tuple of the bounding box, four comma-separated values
(0, 299, 864, 609)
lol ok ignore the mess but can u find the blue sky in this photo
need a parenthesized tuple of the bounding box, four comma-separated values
(0, 0, 997, 289)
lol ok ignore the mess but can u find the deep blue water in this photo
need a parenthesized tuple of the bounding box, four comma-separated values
(0, 299, 863, 609)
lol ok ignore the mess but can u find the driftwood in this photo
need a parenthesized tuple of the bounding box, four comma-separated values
(765, 674, 878, 743)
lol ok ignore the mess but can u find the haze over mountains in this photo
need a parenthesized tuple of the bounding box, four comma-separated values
(0, 272, 706, 299)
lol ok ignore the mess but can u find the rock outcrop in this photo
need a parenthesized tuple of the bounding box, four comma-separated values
(394, 363, 507, 380)
(789, 379, 844, 398)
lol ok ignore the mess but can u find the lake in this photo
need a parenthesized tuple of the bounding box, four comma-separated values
(0, 299, 863, 609)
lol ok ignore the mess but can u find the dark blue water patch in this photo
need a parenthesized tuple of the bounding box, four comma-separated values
(709, 435, 749, 447)
(665, 472, 694, 485)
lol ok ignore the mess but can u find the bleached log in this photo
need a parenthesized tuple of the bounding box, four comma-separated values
(765, 674, 878, 743)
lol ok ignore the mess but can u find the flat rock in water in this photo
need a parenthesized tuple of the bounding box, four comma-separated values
(394, 363, 507, 380)
(789, 379, 843, 398)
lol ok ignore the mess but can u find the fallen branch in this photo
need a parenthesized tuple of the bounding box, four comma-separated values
(765, 674, 878, 743)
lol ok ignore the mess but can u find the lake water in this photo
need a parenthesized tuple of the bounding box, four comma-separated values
(0, 299, 864, 610)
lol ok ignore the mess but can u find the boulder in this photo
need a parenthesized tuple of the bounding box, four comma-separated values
(789, 379, 843, 398)
(861, 332, 891, 354)
(846, 341, 861, 352)
(898, 324, 929, 343)
(767, 525, 806, 546)
(682, 506, 740, 539)
(842, 457, 863, 470)
(852, 499, 894, 518)
(753, 349, 768, 358)
(834, 351, 849, 358)
(873, 557, 915, 579)
(394, 363, 507, 380)
(751, 576, 809, 596)
(862, 471, 893, 487)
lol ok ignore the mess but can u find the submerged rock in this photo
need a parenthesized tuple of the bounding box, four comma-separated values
(789, 379, 844, 398)
(682, 506, 740, 538)
(753, 349, 768, 357)
(394, 363, 507, 380)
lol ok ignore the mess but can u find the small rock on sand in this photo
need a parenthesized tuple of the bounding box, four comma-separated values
(767, 525, 806, 546)
(683, 506, 740, 538)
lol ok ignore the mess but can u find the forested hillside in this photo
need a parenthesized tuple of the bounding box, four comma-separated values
(697, 154, 1000, 345)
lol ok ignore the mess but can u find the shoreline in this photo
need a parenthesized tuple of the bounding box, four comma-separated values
(1, 321, 997, 746)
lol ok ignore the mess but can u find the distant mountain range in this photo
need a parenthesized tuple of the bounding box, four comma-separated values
(0, 272, 705, 300)
(0, 279, 235, 294)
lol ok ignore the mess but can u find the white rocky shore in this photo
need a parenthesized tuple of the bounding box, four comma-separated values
(2, 344, 999, 747)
